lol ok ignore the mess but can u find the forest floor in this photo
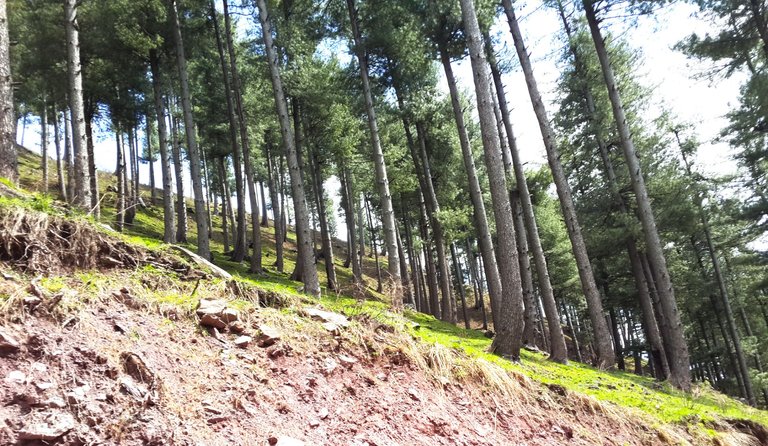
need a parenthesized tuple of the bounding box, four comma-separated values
(0, 148, 767, 445)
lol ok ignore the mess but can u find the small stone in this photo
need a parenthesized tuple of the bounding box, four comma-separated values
(407, 388, 421, 402)
(221, 308, 239, 323)
(234, 336, 252, 348)
(200, 313, 227, 330)
(23, 296, 42, 308)
(34, 381, 55, 391)
(257, 325, 281, 347)
(0, 328, 21, 354)
(318, 407, 329, 420)
(321, 322, 340, 333)
(376, 373, 387, 381)
(40, 397, 67, 409)
(228, 321, 246, 334)
(6, 370, 26, 384)
(309, 419, 320, 428)
(17, 411, 76, 441)
(196, 299, 227, 317)
(2, 272, 17, 281)
(207, 415, 229, 424)
(31, 362, 47, 373)
(338, 355, 357, 369)
(304, 308, 349, 328)
(322, 358, 338, 375)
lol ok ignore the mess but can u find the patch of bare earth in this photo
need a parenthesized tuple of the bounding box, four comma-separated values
(0, 274, 672, 446)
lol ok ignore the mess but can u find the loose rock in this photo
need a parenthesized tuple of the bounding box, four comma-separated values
(338, 355, 357, 369)
(268, 436, 306, 446)
(234, 336, 252, 348)
(303, 308, 349, 328)
(257, 325, 281, 347)
(17, 411, 76, 441)
(0, 328, 21, 354)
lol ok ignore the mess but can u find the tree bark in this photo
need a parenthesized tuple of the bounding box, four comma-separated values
(583, 0, 688, 386)
(486, 32, 567, 362)
(256, 0, 319, 295)
(265, 132, 284, 272)
(64, 0, 91, 209)
(85, 102, 99, 218)
(170, 109, 187, 243)
(219, 157, 230, 253)
(115, 126, 125, 232)
(310, 148, 336, 290)
(41, 100, 48, 193)
(149, 49, 176, 243)
(170, 0, 210, 258)
(339, 165, 361, 284)
(64, 107, 74, 202)
(346, 0, 402, 302)
(147, 117, 156, 204)
(460, 0, 525, 359)
(260, 181, 269, 227)
(451, 242, 470, 329)
(212, 0, 247, 262)
(438, 45, 503, 332)
(502, 0, 612, 366)
(0, 0, 14, 184)
(53, 106, 67, 201)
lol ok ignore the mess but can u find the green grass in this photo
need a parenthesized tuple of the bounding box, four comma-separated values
(7, 147, 768, 438)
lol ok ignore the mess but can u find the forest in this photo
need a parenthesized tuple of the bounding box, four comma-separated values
(1, 0, 767, 411)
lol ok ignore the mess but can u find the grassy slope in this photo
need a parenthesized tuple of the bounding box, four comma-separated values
(9, 148, 768, 438)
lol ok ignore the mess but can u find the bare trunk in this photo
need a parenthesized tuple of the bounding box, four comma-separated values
(170, 0, 210, 258)
(41, 101, 48, 193)
(583, 0, 688, 385)
(260, 182, 269, 227)
(147, 117, 156, 204)
(502, 0, 612, 366)
(85, 104, 99, 218)
(266, 133, 284, 272)
(346, 0, 401, 302)
(53, 106, 67, 201)
(64, 0, 91, 208)
(366, 198, 384, 294)
(115, 127, 125, 232)
(438, 46, 503, 331)
(256, 0, 319, 295)
(170, 110, 187, 243)
(219, 158, 230, 253)
(0, 0, 14, 184)
(460, 0, 525, 359)
(310, 149, 336, 290)
(339, 166, 361, 284)
(149, 49, 175, 243)
(64, 108, 74, 202)
(451, 243, 470, 329)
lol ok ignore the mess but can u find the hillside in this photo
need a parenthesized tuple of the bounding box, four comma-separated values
(0, 149, 767, 445)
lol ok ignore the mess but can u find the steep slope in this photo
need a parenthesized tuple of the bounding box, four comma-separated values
(0, 149, 767, 445)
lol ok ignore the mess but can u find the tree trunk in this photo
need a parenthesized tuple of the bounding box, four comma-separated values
(149, 49, 175, 243)
(346, 0, 402, 302)
(115, 127, 125, 232)
(438, 45, 503, 332)
(260, 181, 269, 227)
(64, 107, 74, 202)
(486, 32, 567, 362)
(202, 149, 213, 238)
(340, 166, 361, 285)
(256, 0, 319, 295)
(147, 117, 156, 204)
(41, 101, 48, 193)
(64, 0, 91, 209)
(53, 106, 67, 201)
(265, 132, 284, 272)
(583, 0, 689, 386)
(510, 191, 538, 348)
(502, 0, 613, 366)
(170, 109, 187, 243)
(365, 197, 384, 294)
(0, 0, 14, 184)
(212, 0, 247, 262)
(404, 211, 422, 308)
(459, 0, 525, 359)
(415, 121, 454, 322)
(170, 0, 210, 258)
(310, 148, 336, 290)
(85, 103, 99, 218)
(219, 158, 230, 253)
(451, 243, 470, 329)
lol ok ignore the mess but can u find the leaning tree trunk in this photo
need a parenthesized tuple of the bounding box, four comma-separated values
(459, 0, 525, 359)
(53, 106, 67, 201)
(438, 44, 503, 332)
(265, 133, 284, 272)
(149, 48, 175, 243)
(41, 100, 48, 193)
(346, 0, 402, 303)
(255, 0, 319, 296)
(502, 0, 613, 367)
(170, 110, 187, 243)
(64, 0, 91, 209)
(170, 0, 210, 259)
(485, 32, 567, 362)
(0, 0, 14, 184)
(583, 0, 688, 384)
(212, 0, 247, 262)
(223, 0, 261, 273)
